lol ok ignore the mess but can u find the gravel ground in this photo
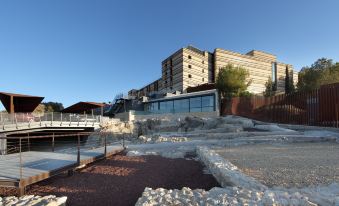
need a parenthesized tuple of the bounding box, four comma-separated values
(215, 142, 339, 188)
(1, 152, 219, 206)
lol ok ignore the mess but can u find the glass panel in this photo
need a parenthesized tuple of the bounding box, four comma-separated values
(174, 99, 189, 113)
(159, 100, 173, 113)
(202, 95, 214, 107)
(190, 97, 201, 108)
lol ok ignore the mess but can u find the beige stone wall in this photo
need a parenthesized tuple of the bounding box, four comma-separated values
(214, 48, 295, 94)
(182, 48, 212, 92)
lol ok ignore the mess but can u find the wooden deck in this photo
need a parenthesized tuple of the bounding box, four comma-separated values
(0, 145, 124, 194)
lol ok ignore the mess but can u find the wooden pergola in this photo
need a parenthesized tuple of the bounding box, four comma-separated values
(62, 102, 106, 115)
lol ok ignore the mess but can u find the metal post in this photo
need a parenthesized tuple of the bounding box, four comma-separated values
(60, 113, 63, 126)
(92, 111, 95, 126)
(19, 138, 23, 180)
(27, 133, 30, 152)
(52, 133, 55, 152)
(85, 114, 87, 126)
(77, 134, 80, 165)
(104, 134, 107, 157)
(77, 114, 80, 126)
(122, 133, 125, 148)
(69, 114, 72, 126)
(15, 113, 18, 129)
(51, 112, 53, 126)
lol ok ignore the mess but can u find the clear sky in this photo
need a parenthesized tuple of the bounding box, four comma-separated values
(0, 0, 338, 110)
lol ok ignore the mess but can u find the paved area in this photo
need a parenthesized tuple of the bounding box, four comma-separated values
(215, 142, 339, 188)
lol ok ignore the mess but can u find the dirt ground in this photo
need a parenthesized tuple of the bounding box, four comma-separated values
(0, 152, 219, 206)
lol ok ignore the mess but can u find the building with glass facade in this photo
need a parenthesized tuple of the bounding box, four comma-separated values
(144, 89, 218, 115)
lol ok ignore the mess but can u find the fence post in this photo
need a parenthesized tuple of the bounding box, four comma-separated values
(19, 137, 22, 180)
(51, 112, 53, 126)
(104, 134, 107, 157)
(77, 134, 80, 165)
(123, 133, 125, 148)
(27, 133, 30, 152)
(60, 113, 63, 126)
(52, 133, 55, 152)
(15, 113, 18, 129)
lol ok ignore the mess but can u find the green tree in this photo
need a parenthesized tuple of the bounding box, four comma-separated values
(216, 64, 251, 100)
(297, 58, 339, 92)
(42, 102, 64, 112)
(33, 104, 46, 115)
(264, 77, 275, 97)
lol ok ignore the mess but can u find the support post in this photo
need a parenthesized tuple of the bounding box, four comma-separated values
(77, 134, 80, 165)
(17, 186, 25, 197)
(52, 133, 55, 152)
(10, 95, 14, 114)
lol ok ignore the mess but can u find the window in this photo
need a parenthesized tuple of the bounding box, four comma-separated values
(188, 65, 192, 69)
(202, 69, 204, 73)
(174, 99, 189, 113)
(202, 61, 205, 64)
(188, 55, 192, 59)
(190, 97, 202, 112)
(160, 101, 174, 113)
(202, 78, 204, 82)
(188, 74, 192, 78)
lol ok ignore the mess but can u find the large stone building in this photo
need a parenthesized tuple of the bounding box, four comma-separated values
(128, 45, 297, 98)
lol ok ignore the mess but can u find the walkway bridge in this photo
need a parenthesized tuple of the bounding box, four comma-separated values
(0, 112, 105, 134)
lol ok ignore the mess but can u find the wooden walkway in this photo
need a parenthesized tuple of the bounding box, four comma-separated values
(0, 145, 124, 195)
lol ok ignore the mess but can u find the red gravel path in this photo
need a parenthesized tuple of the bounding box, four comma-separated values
(1, 153, 219, 206)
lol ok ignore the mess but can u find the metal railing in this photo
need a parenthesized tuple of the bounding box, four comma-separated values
(0, 112, 105, 131)
(0, 131, 126, 196)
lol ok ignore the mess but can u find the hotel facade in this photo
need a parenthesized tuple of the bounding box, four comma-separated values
(129, 45, 297, 98)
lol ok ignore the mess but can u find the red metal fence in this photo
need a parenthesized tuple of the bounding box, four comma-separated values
(221, 83, 339, 127)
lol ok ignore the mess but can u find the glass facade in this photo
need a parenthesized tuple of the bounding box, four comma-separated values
(145, 94, 215, 114)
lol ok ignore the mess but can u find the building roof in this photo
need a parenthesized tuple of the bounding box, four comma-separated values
(0, 92, 44, 113)
(62, 102, 106, 113)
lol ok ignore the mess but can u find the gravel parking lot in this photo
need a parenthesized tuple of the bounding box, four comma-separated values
(215, 142, 339, 188)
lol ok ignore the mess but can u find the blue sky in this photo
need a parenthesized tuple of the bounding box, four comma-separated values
(0, 0, 338, 110)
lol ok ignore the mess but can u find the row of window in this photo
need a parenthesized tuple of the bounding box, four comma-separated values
(188, 55, 205, 64)
(145, 95, 215, 114)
